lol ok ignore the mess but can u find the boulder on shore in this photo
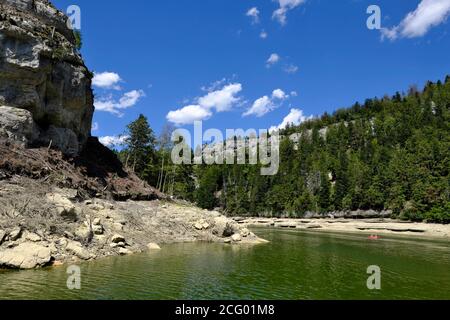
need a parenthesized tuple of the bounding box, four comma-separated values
(111, 234, 126, 244)
(65, 241, 91, 260)
(8, 227, 22, 241)
(0, 243, 51, 269)
(46, 193, 79, 221)
(119, 248, 132, 255)
(213, 216, 237, 238)
(231, 234, 242, 242)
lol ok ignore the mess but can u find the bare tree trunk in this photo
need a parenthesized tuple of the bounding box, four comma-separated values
(157, 156, 165, 191)
(162, 170, 168, 194)
(125, 153, 130, 169)
(223, 173, 227, 207)
(169, 165, 176, 196)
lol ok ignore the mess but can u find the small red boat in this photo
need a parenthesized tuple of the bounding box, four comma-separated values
(368, 235, 380, 240)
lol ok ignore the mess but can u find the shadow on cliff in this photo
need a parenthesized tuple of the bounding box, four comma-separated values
(0, 137, 164, 201)
(76, 137, 128, 179)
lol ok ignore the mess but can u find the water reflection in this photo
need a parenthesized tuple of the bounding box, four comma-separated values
(0, 228, 449, 300)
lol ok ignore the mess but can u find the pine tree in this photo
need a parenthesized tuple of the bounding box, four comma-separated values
(318, 173, 331, 212)
(124, 114, 156, 178)
(195, 167, 220, 210)
(334, 151, 349, 210)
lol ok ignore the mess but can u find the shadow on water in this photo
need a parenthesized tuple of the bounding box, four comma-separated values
(0, 228, 449, 300)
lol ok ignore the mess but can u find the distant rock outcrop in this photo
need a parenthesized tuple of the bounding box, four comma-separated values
(0, 0, 94, 155)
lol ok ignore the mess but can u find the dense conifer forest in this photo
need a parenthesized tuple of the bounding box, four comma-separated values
(118, 76, 450, 223)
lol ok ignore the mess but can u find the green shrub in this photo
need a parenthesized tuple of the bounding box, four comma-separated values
(424, 203, 450, 224)
(74, 30, 82, 50)
(399, 209, 424, 222)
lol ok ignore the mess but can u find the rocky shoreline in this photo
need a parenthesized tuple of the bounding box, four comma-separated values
(235, 217, 450, 239)
(0, 179, 267, 270)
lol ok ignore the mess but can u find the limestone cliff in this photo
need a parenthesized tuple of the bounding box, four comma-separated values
(0, 0, 93, 155)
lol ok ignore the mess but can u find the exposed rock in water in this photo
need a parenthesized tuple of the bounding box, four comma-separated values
(231, 234, 242, 242)
(0, 0, 94, 156)
(147, 243, 161, 250)
(240, 228, 250, 237)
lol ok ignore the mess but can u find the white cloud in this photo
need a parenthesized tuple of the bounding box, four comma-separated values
(118, 90, 145, 108)
(167, 82, 242, 125)
(269, 108, 309, 132)
(380, 28, 398, 40)
(246, 7, 260, 24)
(243, 89, 289, 118)
(381, 0, 450, 40)
(94, 99, 115, 114)
(284, 64, 299, 74)
(92, 72, 122, 90)
(272, 89, 288, 100)
(201, 78, 227, 92)
(198, 83, 243, 112)
(95, 90, 145, 117)
(266, 53, 280, 67)
(260, 30, 268, 39)
(166, 105, 212, 125)
(91, 122, 99, 132)
(243, 96, 273, 118)
(273, 0, 305, 25)
(99, 135, 129, 148)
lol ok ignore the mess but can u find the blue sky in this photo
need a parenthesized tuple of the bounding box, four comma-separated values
(52, 0, 450, 146)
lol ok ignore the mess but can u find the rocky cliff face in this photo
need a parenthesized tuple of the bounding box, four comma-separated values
(0, 0, 94, 155)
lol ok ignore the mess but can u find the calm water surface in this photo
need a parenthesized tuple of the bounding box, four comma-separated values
(0, 228, 449, 300)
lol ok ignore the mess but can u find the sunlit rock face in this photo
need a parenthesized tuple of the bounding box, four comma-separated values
(0, 0, 94, 156)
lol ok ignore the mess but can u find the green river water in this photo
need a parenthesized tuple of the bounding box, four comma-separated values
(0, 228, 449, 300)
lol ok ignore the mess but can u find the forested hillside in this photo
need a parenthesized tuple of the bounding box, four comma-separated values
(118, 76, 450, 223)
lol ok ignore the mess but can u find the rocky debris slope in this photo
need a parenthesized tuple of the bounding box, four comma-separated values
(0, 0, 94, 155)
(0, 138, 161, 200)
(0, 177, 266, 269)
